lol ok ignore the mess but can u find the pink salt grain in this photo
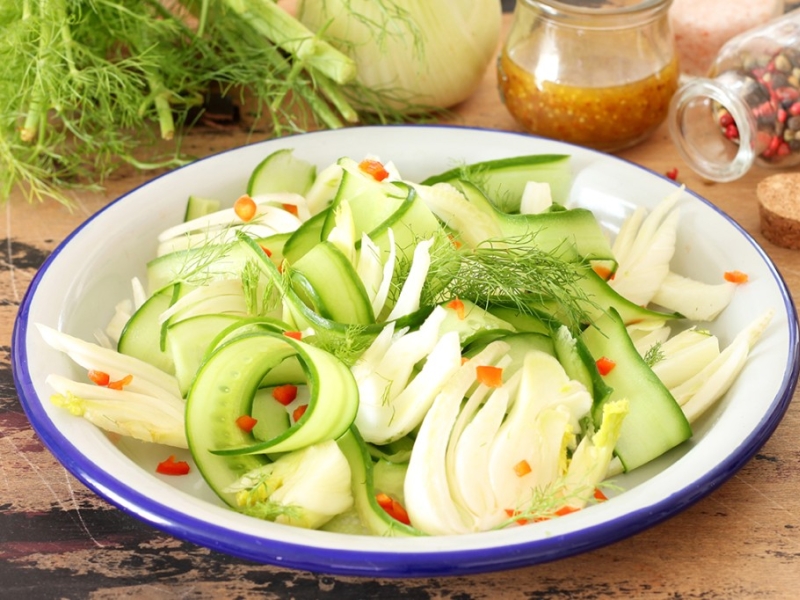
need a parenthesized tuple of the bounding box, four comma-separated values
(669, 0, 784, 77)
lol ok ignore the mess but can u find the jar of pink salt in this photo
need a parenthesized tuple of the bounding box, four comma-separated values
(670, 0, 784, 76)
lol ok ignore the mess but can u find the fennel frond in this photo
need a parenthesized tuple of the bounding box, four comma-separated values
(404, 233, 595, 331)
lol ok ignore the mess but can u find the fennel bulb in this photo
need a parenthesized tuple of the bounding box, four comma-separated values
(297, 0, 502, 110)
(226, 440, 354, 529)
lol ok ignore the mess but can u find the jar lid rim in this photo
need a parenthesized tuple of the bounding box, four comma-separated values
(519, 0, 671, 16)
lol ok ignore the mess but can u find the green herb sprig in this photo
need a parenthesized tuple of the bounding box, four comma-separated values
(0, 0, 438, 205)
(398, 232, 596, 332)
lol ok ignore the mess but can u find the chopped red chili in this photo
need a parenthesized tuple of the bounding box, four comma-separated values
(156, 455, 190, 476)
(376, 493, 411, 525)
(272, 384, 298, 406)
(235, 415, 258, 433)
(292, 404, 308, 422)
(595, 356, 616, 376)
(724, 270, 749, 284)
(87, 370, 110, 386)
(107, 374, 133, 390)
(358, 159, 390, 181)
(476, 365, 504, 388)
(513, 459, 532, 477)
(446, 298, 466, 320)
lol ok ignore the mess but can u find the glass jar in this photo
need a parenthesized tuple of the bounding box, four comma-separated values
(497, 0, 679, 153)
(669, 9, 800, 182)
(669, 0, 784, 77)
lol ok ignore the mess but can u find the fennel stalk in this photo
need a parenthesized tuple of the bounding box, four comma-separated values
(0, 0, 443, 205)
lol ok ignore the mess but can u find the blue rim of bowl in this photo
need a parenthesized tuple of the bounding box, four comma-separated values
(11, 125, 800, 577)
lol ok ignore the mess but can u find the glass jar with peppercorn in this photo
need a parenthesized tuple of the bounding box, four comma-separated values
(669, 8, 800, 182)
(497, 0, 679, 153)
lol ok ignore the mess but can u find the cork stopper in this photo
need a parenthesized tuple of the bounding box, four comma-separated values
(757, 173, 800, 250)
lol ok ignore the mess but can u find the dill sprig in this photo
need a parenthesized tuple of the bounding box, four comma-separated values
(305, 324, 375, 366)
(415, 233, 595, 331)
(644, 341, 665, 367)
(169, 238, 240, 287)
(232, 471, 304, 522)
(241, 258, 283, 317)
(495, 478, 620, 529)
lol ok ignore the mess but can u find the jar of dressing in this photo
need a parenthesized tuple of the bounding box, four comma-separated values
(497, 0, 679, 152)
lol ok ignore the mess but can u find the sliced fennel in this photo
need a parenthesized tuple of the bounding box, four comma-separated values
(404, 344, 604, 534)
(47, 375, 186, 448)
(353, 307, 462, 444)
(37, 323, 181, 400)
(651, 272, 736, 321)
(610, 188, 681, 306)
(385, 237, 434, 321)
(226, 440, 353, 530)
(675, 310, 774, 423)
(486, 351, 592, 515)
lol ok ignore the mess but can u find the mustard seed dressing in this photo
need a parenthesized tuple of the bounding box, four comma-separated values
(498, 0, 678, 152)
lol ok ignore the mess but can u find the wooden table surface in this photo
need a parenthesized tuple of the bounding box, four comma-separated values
(3, 10, 800, 600)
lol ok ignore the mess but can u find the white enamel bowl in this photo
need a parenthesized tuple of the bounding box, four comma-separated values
(12, 126, 799, 577)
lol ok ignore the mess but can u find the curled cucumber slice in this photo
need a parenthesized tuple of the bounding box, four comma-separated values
(186, 329, 358, 507)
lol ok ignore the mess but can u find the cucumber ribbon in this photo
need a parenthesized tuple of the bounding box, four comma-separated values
(185, 327, 358, 506)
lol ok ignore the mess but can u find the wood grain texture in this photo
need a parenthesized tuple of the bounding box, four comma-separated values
(2, 11, 800, 600)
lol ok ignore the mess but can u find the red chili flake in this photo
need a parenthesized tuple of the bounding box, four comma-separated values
(292, 404, 308, 422)
(504, 508, 530, 526)
(87, 370, 110, 386)
(156, 455, 190, 476)
(724, 270, 749, 284)
(594, 488, 608, 502)
(513, 459, 532, 477)
(554, 505, 580, 517)
(235, 415, 258, 433)
(476, 365, 503, 388)
(592, 264, 614, 280)
(259, 244, 273, 257)
(596, 356, 616, 376)
(283, 330, 302, 340)
(272, 384, 298, 406)
(376, 493, 411, 525)
(282, 203, 299, 216)
(107, 374, 133, 390)
(358, 159, 390, 181)
(446, 298, 466, 320)
(665, 168, 679, 181)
